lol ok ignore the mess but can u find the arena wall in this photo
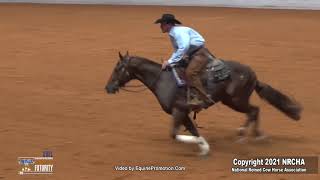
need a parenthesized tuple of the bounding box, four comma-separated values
(1, 0, 320, 10)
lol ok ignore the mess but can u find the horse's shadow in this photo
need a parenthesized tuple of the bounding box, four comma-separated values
(149, 126, 307, 157)
(205, 131, 307, 156)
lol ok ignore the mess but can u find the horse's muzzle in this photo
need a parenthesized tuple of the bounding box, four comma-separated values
(105, 84, 118, 94)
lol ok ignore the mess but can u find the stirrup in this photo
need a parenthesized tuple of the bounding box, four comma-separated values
(188, 96, 203, 106)
(205, 95, 215, 105)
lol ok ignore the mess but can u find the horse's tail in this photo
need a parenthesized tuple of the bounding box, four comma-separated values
(255, 80, 302, 121)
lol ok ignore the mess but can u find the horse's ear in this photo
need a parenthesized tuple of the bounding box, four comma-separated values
(118, 52, 124, 61)
(125, 51, 129, 57)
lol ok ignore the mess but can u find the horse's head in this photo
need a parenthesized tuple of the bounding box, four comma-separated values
(105, 51, 135, 94)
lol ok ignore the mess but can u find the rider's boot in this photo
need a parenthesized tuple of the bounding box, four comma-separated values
(188, 90, 215, 109)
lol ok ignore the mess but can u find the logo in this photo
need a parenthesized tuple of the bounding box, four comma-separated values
(18, 150, 54, 175)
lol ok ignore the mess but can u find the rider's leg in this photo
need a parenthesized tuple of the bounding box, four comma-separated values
(185, 48, 214, 107)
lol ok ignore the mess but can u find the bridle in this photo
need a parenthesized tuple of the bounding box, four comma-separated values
(117, 57, 162, 93)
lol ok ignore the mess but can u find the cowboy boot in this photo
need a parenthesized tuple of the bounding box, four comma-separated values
(188, 88, 215, 109)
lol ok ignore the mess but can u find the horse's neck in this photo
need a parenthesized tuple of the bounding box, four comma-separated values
(131, 58, 161, 90)
(130, 57, 177, 114)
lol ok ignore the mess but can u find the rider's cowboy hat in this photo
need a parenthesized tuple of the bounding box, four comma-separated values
(154, 14, 182, 24)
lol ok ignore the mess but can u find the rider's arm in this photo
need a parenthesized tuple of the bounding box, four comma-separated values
(168, 30, 190, 64)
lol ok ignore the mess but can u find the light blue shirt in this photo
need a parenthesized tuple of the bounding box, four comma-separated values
(168, 26, 205, 64)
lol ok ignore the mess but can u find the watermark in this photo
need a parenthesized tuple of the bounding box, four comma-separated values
(18, 150, 54, 175)
(114, 165, 186, 172)
(231, 156, 318, 174)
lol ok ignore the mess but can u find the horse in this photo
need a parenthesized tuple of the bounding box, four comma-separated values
(105, 51, 302, 156)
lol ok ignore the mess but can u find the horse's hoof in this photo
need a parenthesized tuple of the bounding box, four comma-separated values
(198, 146, 210, 156)
(198, 151, 210, 156)
(237, 127, 246, 136)
(254, 134, 269, 142)
(235, 137, 248, 144)
(197, 136, 210, 156)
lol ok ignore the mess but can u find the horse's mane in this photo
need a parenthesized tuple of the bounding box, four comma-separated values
(131, 56, 161, 68)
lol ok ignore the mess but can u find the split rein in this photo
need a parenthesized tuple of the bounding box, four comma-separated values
(120, 84, 150, 93)
(120, 72, 161, 92)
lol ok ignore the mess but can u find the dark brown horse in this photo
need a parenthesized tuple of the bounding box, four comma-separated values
(105, 52, 302, 155)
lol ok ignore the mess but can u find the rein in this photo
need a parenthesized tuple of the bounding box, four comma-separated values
(120, 70, 161, 92)
(120, 85, 149, 92)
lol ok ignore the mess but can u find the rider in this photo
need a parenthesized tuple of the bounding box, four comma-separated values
(155, 13, 215, 108)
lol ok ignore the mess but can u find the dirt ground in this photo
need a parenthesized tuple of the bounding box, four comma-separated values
(0, 3, 319, 180)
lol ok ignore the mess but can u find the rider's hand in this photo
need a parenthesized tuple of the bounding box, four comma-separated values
(161, 60, 169, 70)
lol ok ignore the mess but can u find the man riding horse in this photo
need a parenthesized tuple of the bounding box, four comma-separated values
(155, 13, 215, 109)
(105, 14, 302, 156)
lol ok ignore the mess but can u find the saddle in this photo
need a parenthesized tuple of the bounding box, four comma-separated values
(171, 57, 231, 87)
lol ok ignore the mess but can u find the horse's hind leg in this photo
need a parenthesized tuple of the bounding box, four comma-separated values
(223, 98, 262, 138)
(237, 118, 250, 136)
(240, 104, 261, 137)
(247, 104, 261, 137)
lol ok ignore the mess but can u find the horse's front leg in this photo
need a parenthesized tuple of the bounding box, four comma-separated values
(171, 108, 210, 156)
(170, 107, 185, 139)
(170, 109, 182, 139)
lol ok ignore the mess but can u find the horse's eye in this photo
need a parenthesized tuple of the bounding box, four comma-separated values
(115, 65, 121, 72)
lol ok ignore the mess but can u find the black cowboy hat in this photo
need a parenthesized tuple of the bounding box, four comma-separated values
(154, 14, 182, 24)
